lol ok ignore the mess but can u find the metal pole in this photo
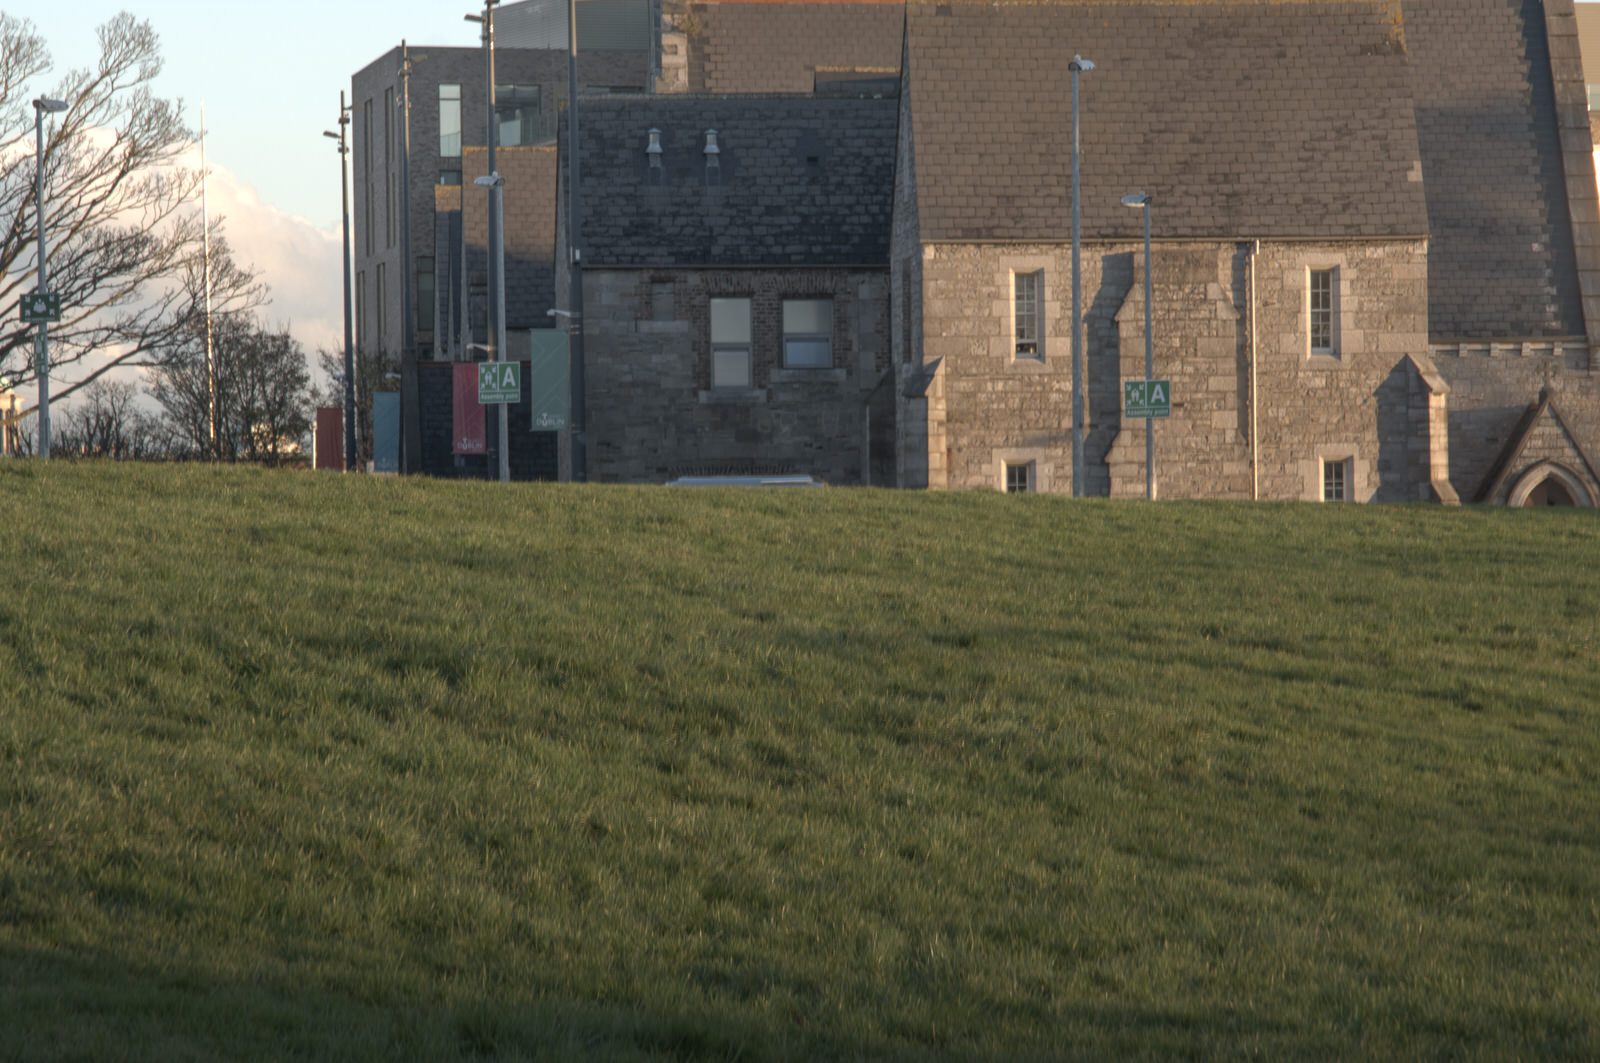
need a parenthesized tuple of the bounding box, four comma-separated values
(34, 104, 51, 460)
(338, 94, 357, 471)
(399, 43, 418, 473)
(1143, 199, 1153, 501)
(1068, 57, 1090, 497)
(493, 177, 509, 484)
(201, 103, 218, 460)
(568, 0, 588, 481)
(482, 3, 510, 482)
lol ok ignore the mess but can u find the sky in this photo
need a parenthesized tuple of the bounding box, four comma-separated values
(23, 3, 492, 367)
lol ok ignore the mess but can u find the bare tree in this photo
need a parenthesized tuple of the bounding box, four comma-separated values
(316, 345, 399, 468)
(152, 311, 312, 464)
(0, 14, 261, 413)
(52, 378, 163, 458)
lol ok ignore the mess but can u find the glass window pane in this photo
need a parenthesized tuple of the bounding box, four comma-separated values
(711, 298, 751, 343)
(783, 299, 831, 336)
(784, 337, 831, 368)
(712, 347, 750, 388)
(439, 84, 462, 158)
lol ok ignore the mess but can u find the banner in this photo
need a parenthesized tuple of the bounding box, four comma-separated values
(372, 392, 400, 472)
(528, 330, 570, 431)
(313, 406, 343, 470)
(453, 362, 486, 455)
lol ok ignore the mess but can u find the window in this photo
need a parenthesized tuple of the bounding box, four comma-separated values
(438, 170, 462, 187)
(384, 88, 394, 168)
(386, 172, 396, 249)
(1005, 461, 1034, 494)
(364, 189, 373, 256)
(495, 84, 544, 146)
(1014, 270, 1042, 358)
(355, 271, 366, 354)
(710, 298, 752, 388)
(439, 84, 462, 158)
(1322, 457, 1350, 502)
(416, 256, 436, 337)
(651, 282, 674, 321)
(1589, 84, 1600, 111)
(1309, 268, 1336, 356)
(362, 99, 372, 174)
(782, 299, 832, 368)
(376, 262, 387, 347)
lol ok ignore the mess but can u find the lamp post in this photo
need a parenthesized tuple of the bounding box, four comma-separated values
(467, 2, 507, 484)
(324, 93, 356, 472)
(475, 174, 509, 483)
(1122, 193, 1153, 500)
(1068, 55, 1093, 498)
(567, 0, 587, 482)
(32, 96, 68, 461)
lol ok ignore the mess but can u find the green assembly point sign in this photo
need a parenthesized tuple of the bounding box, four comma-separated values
(19, 291, 61, 324)
(478, 361, 521, 404)
(1124, 378, 1172, 419)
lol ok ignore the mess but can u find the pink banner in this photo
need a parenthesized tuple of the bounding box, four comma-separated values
(453, 362, 486, 455)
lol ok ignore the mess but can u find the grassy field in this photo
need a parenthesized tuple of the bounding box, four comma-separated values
(0, 462, 1597, 1060)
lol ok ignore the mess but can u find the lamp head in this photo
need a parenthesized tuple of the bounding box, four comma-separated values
(34, 97, 69, 114)
(1121, 193, 1150, 208)
(1069, 55, 1094, 73)
(323, 131, 341, 140)
(473, 173, 503, 187)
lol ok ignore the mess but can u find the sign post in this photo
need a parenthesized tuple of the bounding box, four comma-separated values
(1124, 378, 1171, 498)
(19, 292, 61, 324)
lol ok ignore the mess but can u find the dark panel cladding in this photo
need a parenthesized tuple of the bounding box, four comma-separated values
(417, 362, 558, 480)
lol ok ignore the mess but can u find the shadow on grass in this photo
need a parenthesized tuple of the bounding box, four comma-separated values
(0, 940, 1318, 1061)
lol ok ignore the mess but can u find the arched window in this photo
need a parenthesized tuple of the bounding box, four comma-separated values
(1506, 462, 1594, 508)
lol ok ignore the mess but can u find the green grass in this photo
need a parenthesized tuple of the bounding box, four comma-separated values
(1, 462, 1597, 1060)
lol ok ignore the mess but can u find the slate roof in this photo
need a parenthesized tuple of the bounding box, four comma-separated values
(686, 1, 905, 93)
(904, 0, 1430, 242)
(1402, 0, 1585, 339)
(573, 95, 898, 267)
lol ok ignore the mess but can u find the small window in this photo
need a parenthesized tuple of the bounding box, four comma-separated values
(1588, 84, 1600, 111)
(495, 84, 543, 146)
(1322, 457, 1350, 502)
(376, 262, 387, 346)
(711, 297, 752, 388)
(416, 256, 436, 336)
(783, 299, 832, 368)
(438, 170, 462, 187)
(651, 282, 674, 321)
(1014, 270, 1042, 358)
(439, 84, 462, 158)
(1309, 268, 1336, 356)
(1005, 461, 1034, 494)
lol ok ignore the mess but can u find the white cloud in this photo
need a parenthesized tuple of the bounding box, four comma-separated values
(188, 146, 344, 361)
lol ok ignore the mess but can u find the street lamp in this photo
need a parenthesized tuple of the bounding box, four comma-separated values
(1068, 55, 1093, 497)
(475, 172, 509, 484)
(1122, 192, 1154, 500)
(325, 92, 356, 472)
(32, 96, 68, 461)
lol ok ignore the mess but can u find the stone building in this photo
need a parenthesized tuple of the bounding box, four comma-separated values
(889, 0, 1600, 505)
(557, 95, 897, 482)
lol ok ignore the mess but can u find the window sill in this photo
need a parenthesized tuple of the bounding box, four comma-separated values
(1306, 352, 1344, 369)
(770, 368, 847, 385)
(699, 388, 767, 404)
(1009, 355, 1049, 372)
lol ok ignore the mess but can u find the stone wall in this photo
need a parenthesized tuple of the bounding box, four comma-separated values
(902, 238, 1432, 500)
(581, 267, 889, 483)
(1431, 342, 1600, 500)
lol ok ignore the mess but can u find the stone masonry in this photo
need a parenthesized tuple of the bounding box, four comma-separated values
(582, 268, 889, 483)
